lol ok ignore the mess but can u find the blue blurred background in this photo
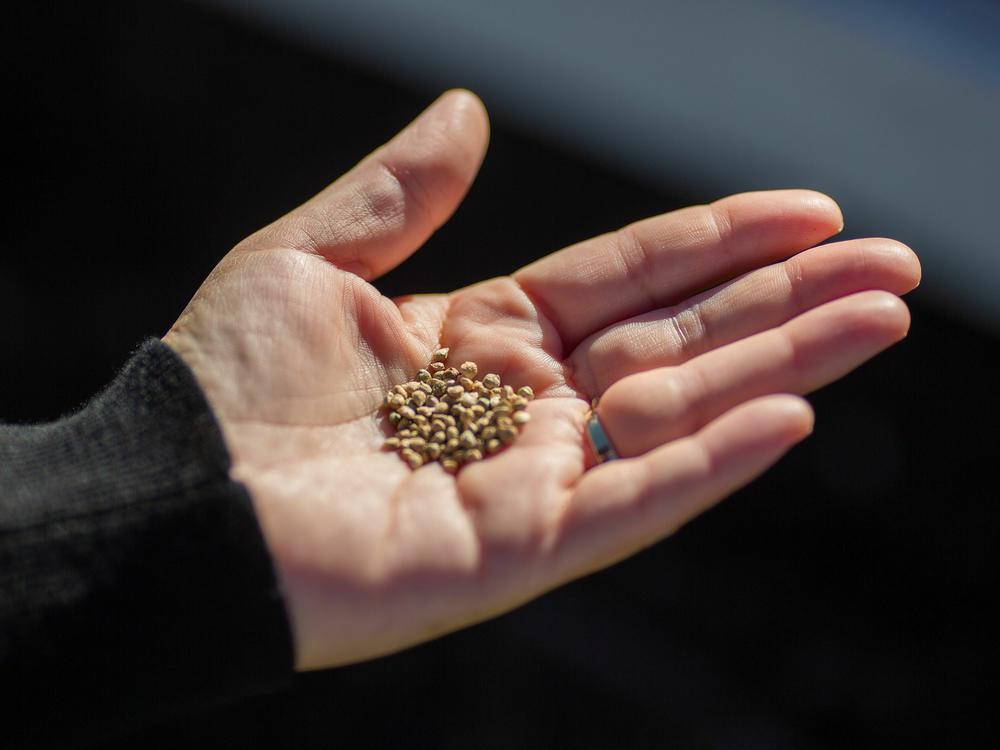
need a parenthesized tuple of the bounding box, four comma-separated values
(1, 1, 996, 747)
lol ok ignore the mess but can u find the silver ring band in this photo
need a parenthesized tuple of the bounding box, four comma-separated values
(585, 408, 619, 464)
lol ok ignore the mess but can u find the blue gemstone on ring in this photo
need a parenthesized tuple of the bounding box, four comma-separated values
(586, 412, 619, 462)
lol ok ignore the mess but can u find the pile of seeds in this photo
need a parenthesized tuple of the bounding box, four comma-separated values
(382, 348, 533, 473)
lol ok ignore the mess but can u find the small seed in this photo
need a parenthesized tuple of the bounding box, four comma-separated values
(459, 377, 475, 391)
(443, 368, 460, 379)
(446, 438, 460, 451)
(498, 426, 518, 444)
(432, 347, 450, 363)
(429, 361, 445, 373)
(517, 386, 535, 400)
(486, 439, 502, 454)
(446, 385, 464, 399)
(388, 394, 406, 410)
(441, 459, 459, 474)
(404, 381, 420, 392)
(417, 406, 434, 417)
(464, 448, 483, 462)
(416, 369, 431, 382)
(432, 431, 447, 444)
(383, 437, 400, 449)
(389, 412, 402, 426)
(398, 406, 416, 420)
(400, 448, 423, 467)
(446, 425, 459, 439)
(493, 402, 512, 416)
(459, 361, 478, 378)
(393, 385, 408, 397)
(434, 401, 450, 414)
(460, 430, 477, 448)
(470, 405, 486, 417)
(502, 385, 515, 399)
(459, 392, 477, 407)
(482, 373, 501, 389)
(426, 443, 442, 460)
(481, 425, 497, 440)
(411, 390, 427, 406)
(513, 411, 531, 426)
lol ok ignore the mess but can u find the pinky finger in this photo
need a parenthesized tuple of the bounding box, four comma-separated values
(551, 394, 814, 582)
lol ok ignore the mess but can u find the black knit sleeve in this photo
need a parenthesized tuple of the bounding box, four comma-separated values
(0, 339, 294, 749)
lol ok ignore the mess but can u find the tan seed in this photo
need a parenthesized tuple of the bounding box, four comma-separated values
(460, 430, 477, 448)
(482, 373, 501, 389)
(416, 369, 431, 382)
(486, 439, 502, 454)
(398, 406, 416, 420)
(459, 392, 477, 407)
(464, 448, 483, 462)
(388, 394, 406, 410)
(517, 386, 535, 400)
(432, 347, 450, 363)
(426, 443, 442, 460)
(401, 449, 423, 468)
(432, 431, 447, 444)
(383, 437, 400, 449)
(513, 411, 530, 426)
(441, 459, 459, 474)
(446, 385, 464, 399)
(498, 426, 518, 444)
(459, 361, 478, 378)
(481, 425, 497, 440)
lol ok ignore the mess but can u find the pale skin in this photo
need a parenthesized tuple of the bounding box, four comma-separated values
(163, 90, 921, 671)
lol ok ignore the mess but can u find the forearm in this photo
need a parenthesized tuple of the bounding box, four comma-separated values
(0, 339, 293, 748)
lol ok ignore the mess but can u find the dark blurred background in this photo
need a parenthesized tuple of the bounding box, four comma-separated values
(2, 1, 997, 748)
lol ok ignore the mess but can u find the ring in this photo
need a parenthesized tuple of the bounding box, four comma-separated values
(585, 401, 619, 464)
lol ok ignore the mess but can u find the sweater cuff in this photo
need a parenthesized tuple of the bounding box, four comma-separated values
(1, 338, 294, 747)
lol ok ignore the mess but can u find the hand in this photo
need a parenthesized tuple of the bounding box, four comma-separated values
(163, 90, 920, 671)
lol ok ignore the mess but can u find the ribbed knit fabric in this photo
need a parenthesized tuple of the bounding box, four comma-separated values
(0, 339, 294, 748)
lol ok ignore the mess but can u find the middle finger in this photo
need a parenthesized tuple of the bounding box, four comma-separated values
(570, 238, 920, 395)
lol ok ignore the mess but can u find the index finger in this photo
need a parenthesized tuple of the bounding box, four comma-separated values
(513, 190, 843, 352)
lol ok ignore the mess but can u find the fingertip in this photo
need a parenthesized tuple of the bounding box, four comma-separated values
(857, 239, 922, 293)
(856, 290, 912, 341)
(791, 189, 844, 234)
(770, 394, 815, 440)
(427, 89, 491, 156)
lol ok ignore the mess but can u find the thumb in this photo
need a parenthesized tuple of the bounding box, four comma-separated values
(240, 89, 490, 280)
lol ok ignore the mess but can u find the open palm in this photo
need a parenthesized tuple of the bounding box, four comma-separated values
(163, 91, 920, 671)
